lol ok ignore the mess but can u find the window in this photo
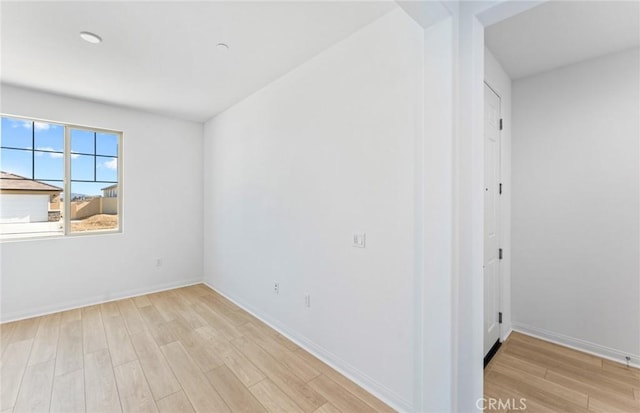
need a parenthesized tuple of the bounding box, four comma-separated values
(0, 115, 122, 240)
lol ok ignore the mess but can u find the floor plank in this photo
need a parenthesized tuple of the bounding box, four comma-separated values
(156, 391, 195, 413)
(314, 403, 343, 413)
(60, 309, 82, 325)
(589, 395, 640, 413)
(8, 317, 41, 344)
(160, 341, 230, 413)
(114, 360, 159, 413)
(55, 319, 83, 376)
(28, 313, 60, 366)
(133, 295, 153, 308)
(308, 374, 376, 413)
(249, 379, 305, 413)
(197, 325, 266, 387)
(129, 330, 181, 401)
(84, 348, 122, 412)
(82, 306, 107, 354)
(191, 301, 242, 341)
(205, 365, 267, 412)
(239, 322, 320, 382)
(51, 369, 85, 413)
(100, 301, 122, 319)
(490, 352, 547, 377)
(13, 359, 55, 412)
(103, 315, 138, 367)
(146, 293, 180, 323)
(167, 318, 224, 372)
(0, 338, 33, 411)
(117, 299, 146, 335)
(232, 336, 326, 412)
(138, 306, 179, 346)
(13, 359, 55, 413)
(0, 322, 17, 357)
(293, 349, 395, 413)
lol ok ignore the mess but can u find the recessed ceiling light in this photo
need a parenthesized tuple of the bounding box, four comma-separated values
(216, 43, 230, 52)
(80, 31, 102, 44)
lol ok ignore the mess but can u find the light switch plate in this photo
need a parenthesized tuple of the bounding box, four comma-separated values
(352, 233, 366, 248)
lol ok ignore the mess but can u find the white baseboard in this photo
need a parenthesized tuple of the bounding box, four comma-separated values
(1, 277, 203, 323)
(512, 322, 640, 369)
(203, 281, 413, 413)
(501, 327, 513, 342)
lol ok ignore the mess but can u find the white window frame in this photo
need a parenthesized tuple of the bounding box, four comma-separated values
(0, 113, 123, 240)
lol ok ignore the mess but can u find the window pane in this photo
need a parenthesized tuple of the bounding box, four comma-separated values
(70, 129, 94, 154)
(35, 122, 63, 152)
(71, 154, 94, 181)
(69, 182, 118, 233)
(1, 117, 32, 149)
(34, 150, 64, 181)
(96, 156, 117, 182)
(96, 133, 118, 156)
(1, 148, 32, 179)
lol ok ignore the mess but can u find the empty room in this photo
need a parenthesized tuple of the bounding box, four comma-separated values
(0, 1, 638, 413)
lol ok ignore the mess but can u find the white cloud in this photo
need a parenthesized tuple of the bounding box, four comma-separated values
(34, 147, 78, 159)
(34, 122, 51, 131)
(104, 158, 117, 170)
(20, 121, 53, 131)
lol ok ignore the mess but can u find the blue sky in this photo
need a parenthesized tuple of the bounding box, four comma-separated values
(1, 117, 118, 196)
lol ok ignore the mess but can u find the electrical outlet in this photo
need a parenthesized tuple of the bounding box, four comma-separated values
(304, 294, 311, 308)
(274, 282, 280, 294)
(156, 258, 162, 267)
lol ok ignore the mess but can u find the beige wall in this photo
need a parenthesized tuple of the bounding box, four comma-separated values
(67, 197, 118, 220)
(102, 198, 117, 214)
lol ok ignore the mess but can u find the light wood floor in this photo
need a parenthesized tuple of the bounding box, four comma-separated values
(0, 284, 395, 413)
(485, 332, 640, 413)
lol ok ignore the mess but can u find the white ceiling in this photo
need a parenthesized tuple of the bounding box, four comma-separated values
(1, 1, 396, 122)
(485, 0, 640, 80)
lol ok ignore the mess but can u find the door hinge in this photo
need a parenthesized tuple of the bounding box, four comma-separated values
(499, 183, 503, 194)
(499, 248, 503, 260)
(499, 312, 503, 324)
(499, 119, 503, 130)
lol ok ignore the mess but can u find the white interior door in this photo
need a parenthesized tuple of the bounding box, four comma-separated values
(484, 83, 501, 357)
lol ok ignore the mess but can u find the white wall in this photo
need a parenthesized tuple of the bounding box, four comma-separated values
(203, 8, 422, 410)
(454, 5, 485, 411)
(421, 15, 454, 413)
(484, 47, 512, 340)
(0, 85, 204, 321)
(511, 48, 640, 362)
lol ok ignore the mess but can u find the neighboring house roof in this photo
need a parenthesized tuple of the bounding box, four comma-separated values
(101, 184, 118, 191)
(0, 171, 63, 192)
